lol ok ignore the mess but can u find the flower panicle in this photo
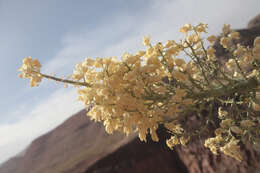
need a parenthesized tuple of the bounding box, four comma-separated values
(19, 23, 260, 162)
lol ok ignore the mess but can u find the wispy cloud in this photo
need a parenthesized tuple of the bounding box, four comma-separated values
(42, 14, 139, 74)
(0, 88, 83, 163)
(44, 0, 260, 75)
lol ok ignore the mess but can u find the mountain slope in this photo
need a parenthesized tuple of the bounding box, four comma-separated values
(0, 110, 136, 173)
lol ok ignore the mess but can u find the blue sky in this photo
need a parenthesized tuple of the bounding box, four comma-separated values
(0, 0, 259, 164)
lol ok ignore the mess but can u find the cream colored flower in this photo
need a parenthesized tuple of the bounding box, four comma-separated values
(233, 44, 245, 57)
(166, 136, 179, 150)
(143, 35, 151, 46)
(174, 58, 186, 67)
(225, 59, 236, 71)
(228, 31, 240, 39)
(164, 123, 184, 134)
(179, 24, 192, 34)
(186, 34, 200, 45)
(247, 69, 259, 78)
(85, 57, 95, 66)
(195, 23, 208, 33)
(222, 24, 231, 35)
(254, 36, 260, 47)
(220, 138, 242, 162)
(207, 47, 216, 60)
(218, 107, 228, 119)
(150, 128, 159, 142)
(164, 40, 175, 48)
(18, 56, 43, 87)
(207, 35, 217, 43)
(220, 37, 231, 48)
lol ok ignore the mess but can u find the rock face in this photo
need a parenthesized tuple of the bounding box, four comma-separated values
(176, 138, 260, 173)
(248, 14, 260, 29)
(1, 15, 260, 173)
(85, 127, 188, 173)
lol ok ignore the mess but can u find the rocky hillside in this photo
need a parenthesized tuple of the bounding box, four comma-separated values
(1, 15, 260, 173)
(0, 109, 188, 173)
(0, 110, 136, 173)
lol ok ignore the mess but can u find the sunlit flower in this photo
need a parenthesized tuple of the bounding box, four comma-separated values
(143, 35, 151, 46)
(220, 37, 231, 48)
(218, 107, 228, 119)
(18, 56, 43, 87)
(166, 136, 179, 150)
(222, 24, 231, 35)
(179, 23, 192, 34)
(228, 31, 240, 39)
(207, 35, 217, 43)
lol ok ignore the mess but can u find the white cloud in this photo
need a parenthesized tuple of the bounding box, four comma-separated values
(42, 14, 139, 74)
(43, 0, 260, 74)
(82, 0, 260, 62)
(0, 88, 83, 163)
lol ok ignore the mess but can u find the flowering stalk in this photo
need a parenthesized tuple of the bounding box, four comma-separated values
(19, 23, 260, 162)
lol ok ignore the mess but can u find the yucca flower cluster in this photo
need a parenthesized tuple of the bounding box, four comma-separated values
(19, 23, 260, 161)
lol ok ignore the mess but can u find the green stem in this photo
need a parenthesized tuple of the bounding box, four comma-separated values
(190, 77, 258, 100)
(186, 41, 211, 88)
(39, 72, 92, 87)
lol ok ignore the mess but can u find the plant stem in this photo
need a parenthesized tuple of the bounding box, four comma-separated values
(39, 72, 92, 87)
